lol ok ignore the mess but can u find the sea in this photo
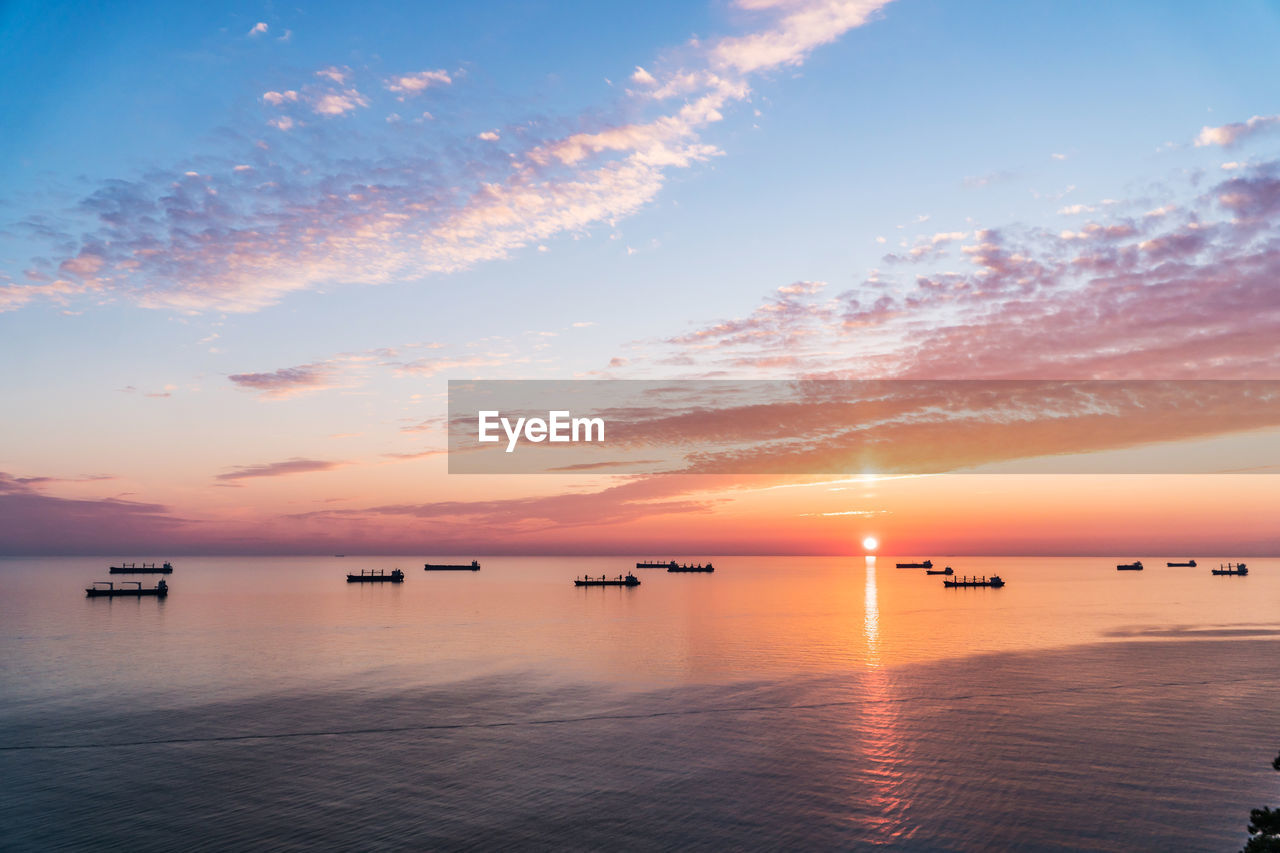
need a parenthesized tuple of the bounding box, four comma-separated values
(1, 555, 1277, 851)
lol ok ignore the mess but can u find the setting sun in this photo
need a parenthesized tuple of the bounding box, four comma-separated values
(862, 536, 878, 552)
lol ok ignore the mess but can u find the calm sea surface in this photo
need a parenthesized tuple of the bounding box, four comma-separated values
(2, 555, 1278, 851)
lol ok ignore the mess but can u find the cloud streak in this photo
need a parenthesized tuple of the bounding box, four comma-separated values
(216, 458, 344, 481)
(229, 363, 338, 398)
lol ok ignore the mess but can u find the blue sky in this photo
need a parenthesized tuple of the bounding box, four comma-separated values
(2, 0, 1280, 553)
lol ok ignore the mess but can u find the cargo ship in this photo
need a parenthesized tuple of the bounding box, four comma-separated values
(424, 560, 481, 571)
(86, 580, 168, 598)
(667, 562, 714, 573)
(1211, 562, 1249, 576)
(925, 566, 954, 575)
(109, 561, 173, 574)
(943, 575, 1005, 588)
(896, 560, 933, 568)
(1116, 561, 1144, 571)
(1166, 559, 1196, 567)
(636, 560, 677, 569)
(574, 573, 641, 587)
(346, 569, 405, 583)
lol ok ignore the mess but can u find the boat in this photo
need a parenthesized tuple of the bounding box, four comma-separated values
(574, 573, 641, 587)
(1166, 559, 1196, 567)
(86, 580, 168, 598)
(346, 569, 405, 583)
(424, 560, 480, 571)
(943, 575, 1005, 588)
(1116, 561, 1144, 571)
(925, 566, 954, 575)
(636, 560, 677, 569)
(109, 561, 173, 574)
(1211, 562, 1249, 576)
(667, 562, 714, 573)
(896, 560, 933, 568)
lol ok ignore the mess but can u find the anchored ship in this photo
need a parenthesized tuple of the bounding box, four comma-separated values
(574, 573, 641, 587)
(636, 560, 677, 569)
(424, 560, 481, 571)
(943, 575, 1005, 588)
(1166, 559, 1196, 567)
(346, 569, 405, 583)
(667, 562, 714, 573)
(86, 579, 168, 598)
(896, 560, 933, 569)
(1116, 561, 1144, 571)
(1211, 562, 1249, 576)
(109, 561, 173, 574)
(925, 566, 954, 575)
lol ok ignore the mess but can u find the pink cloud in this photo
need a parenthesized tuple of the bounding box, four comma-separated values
(262, 90, 298, 106)
(709, 0, 894, 74)
(647, 162, 1280, 381)
(216, 458, 344, 481)
(384, 69, 452, 97)
(310, 89, 369, 116)
(1194, 114, 1280, 147)
(228, 363, 337, 398)
(668, 281, 834, 349)
(314, 66, 349, 85)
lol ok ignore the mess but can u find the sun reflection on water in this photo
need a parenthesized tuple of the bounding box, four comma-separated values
(858, 554, 911, 840)
(864, 555, 880, 668)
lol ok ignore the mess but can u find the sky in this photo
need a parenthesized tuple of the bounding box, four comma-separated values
(2, 0, 1280, 555)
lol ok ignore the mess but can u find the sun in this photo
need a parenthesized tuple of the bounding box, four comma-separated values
(862, 536, 878, 552)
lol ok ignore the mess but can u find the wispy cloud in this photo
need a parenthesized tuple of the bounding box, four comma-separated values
(11, 473, 115, 486)
(645, 159, 1280, 380)
(216, 458, 344, 481)
(5, 0, 894, 315)
(390, 354, 522, 377)
(228, 363, 338, 398)
(667, 281, 835, 358)
(284, 476, 717, 532)
(1194, 114, 1280, 148)
(384, 69, 452, 98)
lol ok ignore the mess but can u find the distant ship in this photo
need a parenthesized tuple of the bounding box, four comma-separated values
(943, 575, 1005, 588)
(574, 573, 641, 587)
(636, 560, 677, 569)
(1211, 562, 1249, 576)
(109, 561, 173, 574)
(424, 560, 480, 571)
(87, 579, 168, 598)
(668, 562, 714, 573)
(346, 569, 405, 583)
(896, 560, 933, 568)
(1116, 561, 1144, 571)
(1166, 559, 1196, 567)
(926, 566, 954, 575)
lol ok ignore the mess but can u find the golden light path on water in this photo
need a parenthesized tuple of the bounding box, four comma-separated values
(860, 555, 911, 841)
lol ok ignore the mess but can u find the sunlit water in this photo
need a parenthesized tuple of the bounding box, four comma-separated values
(2, 555, 1278, 850)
